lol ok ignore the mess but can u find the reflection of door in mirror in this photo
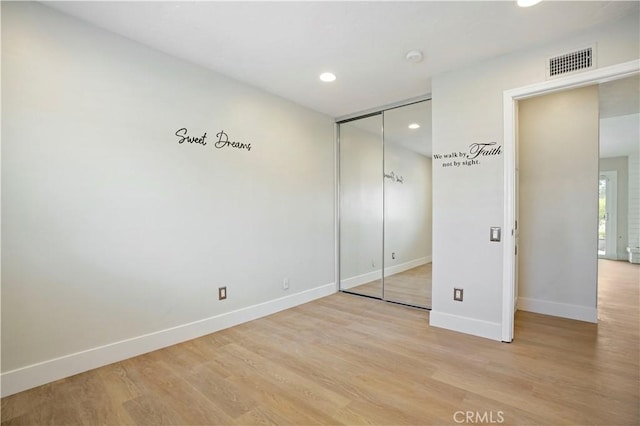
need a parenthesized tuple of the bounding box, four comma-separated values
(598, 171, 617, 259)
(383, 101, 433, 308)
(339, 114, 383, 299)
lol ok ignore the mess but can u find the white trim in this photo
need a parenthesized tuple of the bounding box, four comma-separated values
(340, 256, 431, 290)
(430, 311, 502, 341)
(0, 282, 336, 397)
(502, 59, 640, 343)
(334, 122, 341, 292)
(599, 170, 618, 260)
(502, 89, 517, 342)
(341, 270, 382, 290)
(518, 297, 597, 323)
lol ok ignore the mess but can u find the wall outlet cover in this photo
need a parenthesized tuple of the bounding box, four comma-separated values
(454, 288, 463, 301)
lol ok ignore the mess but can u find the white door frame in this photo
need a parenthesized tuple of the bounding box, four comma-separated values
(599, 170, 618, 260)
(501, 59, 640, 343)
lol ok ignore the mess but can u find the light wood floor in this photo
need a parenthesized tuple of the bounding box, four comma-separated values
(346, 263, 432, 308)
(2, 260, 638, 425)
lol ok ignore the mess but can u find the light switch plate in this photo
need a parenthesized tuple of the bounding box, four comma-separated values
(490, 227, 501, 242)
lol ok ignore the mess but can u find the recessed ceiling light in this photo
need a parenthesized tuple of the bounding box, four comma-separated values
(319, 72, 336, 82)
(517, 0, 542, 7)
(408, 123, 420, 129)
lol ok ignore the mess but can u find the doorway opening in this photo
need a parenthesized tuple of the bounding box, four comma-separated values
(516, 84, 600, 335)
(502, 59, 639, 342)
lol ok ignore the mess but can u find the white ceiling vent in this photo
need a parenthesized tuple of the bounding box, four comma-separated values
(547, 45, 596, 79)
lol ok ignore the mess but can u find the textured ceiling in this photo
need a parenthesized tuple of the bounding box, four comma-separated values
(45, 1, 639, 119)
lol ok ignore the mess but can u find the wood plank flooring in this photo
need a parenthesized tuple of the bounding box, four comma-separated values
(346, 263, 432, 308)
(2, 259, 638, 425)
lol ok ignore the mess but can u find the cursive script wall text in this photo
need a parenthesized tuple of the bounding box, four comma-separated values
(175, 128, 251, 152)
(433, 142, 501, 168)
(384, 171, 404, 184)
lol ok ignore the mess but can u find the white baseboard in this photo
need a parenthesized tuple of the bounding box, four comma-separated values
(1, 282, 336, 397)
(340, 256, 431, 290)
(340, 270, 382, 290)
(429, 311, 502, 341)
(385, 256, 431, 277)
(518, 297, 597, 323)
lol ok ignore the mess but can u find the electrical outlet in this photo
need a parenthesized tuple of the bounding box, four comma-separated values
(283, 278, 290, 290)
(218, 286, 227, 300)
(392, 252, 396, 260)
(454, 288, 463, 302)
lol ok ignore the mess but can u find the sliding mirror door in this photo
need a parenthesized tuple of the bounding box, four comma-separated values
(382, 101, 433, 308)
(339, 114, 384, 298)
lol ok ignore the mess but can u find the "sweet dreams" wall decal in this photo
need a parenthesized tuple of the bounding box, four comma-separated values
(384, 171, 404, 184)
(175, 128, 252, 152)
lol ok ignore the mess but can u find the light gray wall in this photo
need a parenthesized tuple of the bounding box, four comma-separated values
(384, 144, 432, 267)
(599, 156, 629, 259)
(519, 86, 599, 310)
(2, 2, 334, 373)
(430, 14, 639, 338)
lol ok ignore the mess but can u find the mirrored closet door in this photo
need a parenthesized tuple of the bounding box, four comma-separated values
(339, 100, 432, 308)
(339, 113, 384, 299)
(382, 101, 432, 308)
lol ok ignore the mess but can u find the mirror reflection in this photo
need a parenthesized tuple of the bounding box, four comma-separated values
(383, 101, 432, 308)
(339, 114, 384, 299)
